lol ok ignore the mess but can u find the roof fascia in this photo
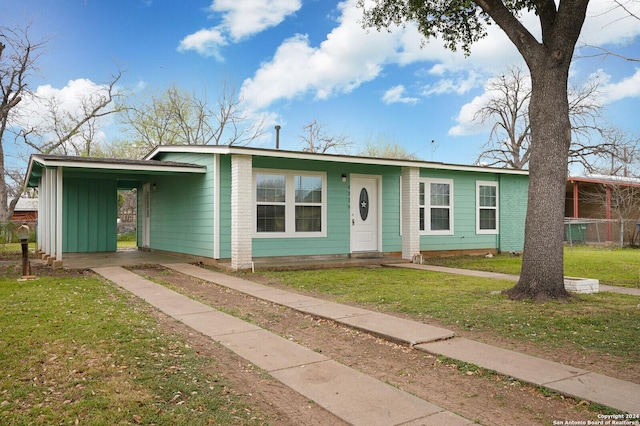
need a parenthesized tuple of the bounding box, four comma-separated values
(569, 176, 640, 188)
(147, 145, 529, 176)
(29, 155, 206, 174)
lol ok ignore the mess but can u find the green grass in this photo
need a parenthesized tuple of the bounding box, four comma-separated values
(117, 240, 138, 249)
(254, 264, 640, 362)
(424, 246, 640, 288)
(0, 268, 271, 425)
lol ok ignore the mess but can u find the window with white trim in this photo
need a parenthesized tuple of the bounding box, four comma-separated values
(254, 170, 326, 237)
(476, 181, 499, 234)
(419, 178, 454, 235)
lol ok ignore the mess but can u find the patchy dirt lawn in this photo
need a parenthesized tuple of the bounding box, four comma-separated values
(127, 265, 620, 426)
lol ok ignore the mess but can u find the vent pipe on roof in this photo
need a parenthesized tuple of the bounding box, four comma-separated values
(275, 125, 281, 149)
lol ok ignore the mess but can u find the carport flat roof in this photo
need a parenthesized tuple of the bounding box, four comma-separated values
(26, 154, 206, 187)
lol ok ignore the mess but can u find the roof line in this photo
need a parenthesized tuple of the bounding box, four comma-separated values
(28, 154, 206, 174)
(145, 145, 529, 176)
(569, 175, 640, 188)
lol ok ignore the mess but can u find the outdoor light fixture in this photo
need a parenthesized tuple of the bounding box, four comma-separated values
(341, 174, 347, 183)
(152, 183, 157, 191)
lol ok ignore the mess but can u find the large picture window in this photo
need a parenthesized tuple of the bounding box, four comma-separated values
(254, 170, 326, 237)
(419, 178, 454, 235)
(476, 181, 499, 234)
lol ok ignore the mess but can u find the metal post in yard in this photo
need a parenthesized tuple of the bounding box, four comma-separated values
(17, 223, 31, 278)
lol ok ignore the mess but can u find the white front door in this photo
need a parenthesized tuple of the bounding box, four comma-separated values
(350, 175, 380, 253)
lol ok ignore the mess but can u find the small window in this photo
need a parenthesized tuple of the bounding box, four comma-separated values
(477, 181, 499, 234)
(256, 174, 286, 233)
(419, 179, 454, 235)
(294, 175, 322, 232)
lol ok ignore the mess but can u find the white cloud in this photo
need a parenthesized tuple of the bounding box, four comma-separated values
(421, 70, 484, 96)
(14, 79, 116, 147)
(598, 68, 640, 103)
(382, 85, 419, 105)
(448, 92, 492, 137)
(212, 0, 301, 41)
(241, 1, 399, 110)
(177, 27, 227, 60)
(580, 0, 640, 47)
(447, 72, 532, 137)
(240, 0, 640, 118)
(178, 0, 301, 58)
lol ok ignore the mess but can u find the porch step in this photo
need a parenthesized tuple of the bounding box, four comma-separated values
(349, 252, 385, 259)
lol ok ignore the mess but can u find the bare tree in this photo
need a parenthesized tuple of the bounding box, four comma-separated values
(361, 0, 594, 301)
(581, 126, 640, 176)
(0, 24, 46, 222)
(474, 67, 532, 169)
(1, 23, 123, 222)
(300, 120, 354, 154)
(578, 178, 640, 246)
(475, 66, 624, 171)
(18, 70, 123, 156)
(360, 134, 418, 160)
(118, 79, 265, 159)
(578, 0, 640, 63)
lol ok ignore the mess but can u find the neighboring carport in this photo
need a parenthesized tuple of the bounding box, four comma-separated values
(25, 154, 206, 267)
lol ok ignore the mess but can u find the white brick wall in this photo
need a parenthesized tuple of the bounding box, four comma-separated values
(401, 167, 420, 259)
(231, 154, 253, 270)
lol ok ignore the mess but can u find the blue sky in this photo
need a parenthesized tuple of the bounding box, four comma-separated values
(4, 0, 640, 169)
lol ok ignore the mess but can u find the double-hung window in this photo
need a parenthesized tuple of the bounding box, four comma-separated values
(419, 178, 454, 235)
(476, 181, 499, 234)
(255, 170, 326, 237)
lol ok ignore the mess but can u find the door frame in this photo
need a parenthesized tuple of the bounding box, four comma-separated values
(349, 174, 382, 253)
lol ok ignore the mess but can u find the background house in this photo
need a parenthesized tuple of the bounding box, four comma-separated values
(11, 197, 38, 223)
(2, 197, 38, 243)
(26, 146, 529, 268)
(565, 175, 640, 246)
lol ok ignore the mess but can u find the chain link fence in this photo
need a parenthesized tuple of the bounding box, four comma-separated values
(564, 218, 640, 248)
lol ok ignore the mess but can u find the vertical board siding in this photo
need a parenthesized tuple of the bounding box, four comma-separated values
(63, 178, 117, 252)
(149, 153, 215, 257)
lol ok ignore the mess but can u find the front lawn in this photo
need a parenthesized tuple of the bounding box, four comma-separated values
(0, 264, 270, 425)
(424, 245, 640, 288)
(253, 248, 640, 364)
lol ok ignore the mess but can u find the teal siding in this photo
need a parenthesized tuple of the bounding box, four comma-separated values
(63, 178, 117, 252)
(248, 157, 403, 257)
(380, 170, 402, 252)
(218, 155, 232, 259)
(499, 174, 528, 252)
(143, 151, 527, 259)
(419, 170, 500, 252)
(148, 153, 215, 257)
(251, 157, 350, 257)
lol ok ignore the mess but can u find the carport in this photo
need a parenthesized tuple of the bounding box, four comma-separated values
(25, 154, 206, 267)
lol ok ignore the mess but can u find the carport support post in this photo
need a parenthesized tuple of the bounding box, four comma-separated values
(231, 155, 253, 270)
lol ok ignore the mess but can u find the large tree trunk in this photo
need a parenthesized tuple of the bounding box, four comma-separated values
(505, 62, 572, 302)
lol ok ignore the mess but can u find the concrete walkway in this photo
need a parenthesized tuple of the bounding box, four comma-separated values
(94, 265, 471, 426)
(94, 263, 640, 421)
